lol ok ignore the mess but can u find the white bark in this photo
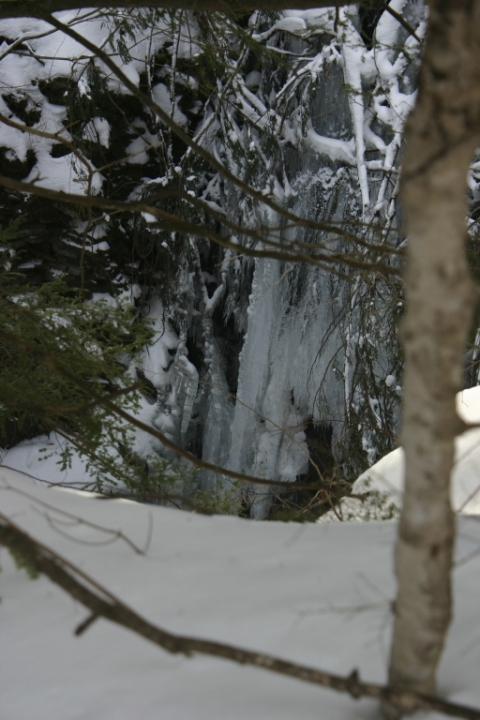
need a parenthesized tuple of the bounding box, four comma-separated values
(386, 0, 480, 712)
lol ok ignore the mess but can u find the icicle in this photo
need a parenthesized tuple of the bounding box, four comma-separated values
(174, 334, 199, 441)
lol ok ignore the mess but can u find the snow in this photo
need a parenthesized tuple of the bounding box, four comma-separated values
(1, 466, 480, 720)
(82, 117, 111, 148)
(374, 0, 409, 60)
(0, 434, 96, 488)
(125, 136, 151, 165)
(245, 70, 261, 88)
(323, 387, 480, 521)
(253, 9, 334, 41)
(152, 82, 188, 127)
(306, 128, 356, 165)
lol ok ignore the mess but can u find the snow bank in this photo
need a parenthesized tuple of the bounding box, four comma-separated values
(323, 387, 480, 521)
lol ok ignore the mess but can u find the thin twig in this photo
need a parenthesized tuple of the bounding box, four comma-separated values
(0, 478, 150, 555)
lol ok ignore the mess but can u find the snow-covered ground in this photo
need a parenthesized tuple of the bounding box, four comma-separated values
(1, 466, 480, 720)
(0, 433, 96, 489)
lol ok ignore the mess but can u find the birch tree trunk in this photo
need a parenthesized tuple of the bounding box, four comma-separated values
(385, 0, 480, 714)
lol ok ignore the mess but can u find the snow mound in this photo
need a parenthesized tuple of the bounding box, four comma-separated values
(322, 387, 480, 522)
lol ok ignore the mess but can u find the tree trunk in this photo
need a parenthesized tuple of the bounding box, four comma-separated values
(385, 0, 480, 714)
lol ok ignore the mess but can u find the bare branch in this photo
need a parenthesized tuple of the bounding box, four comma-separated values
(0, 1, 358, 23)
(0, 174, 400, 276)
